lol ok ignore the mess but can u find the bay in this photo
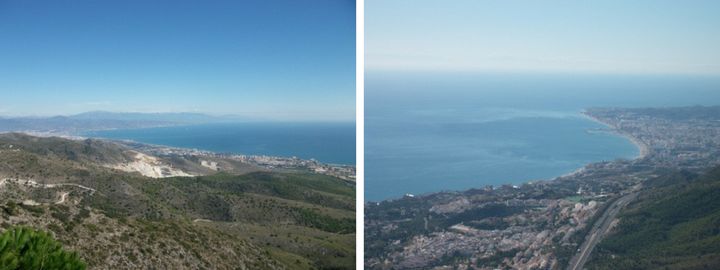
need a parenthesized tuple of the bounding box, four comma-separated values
(366, 72, 720, 201)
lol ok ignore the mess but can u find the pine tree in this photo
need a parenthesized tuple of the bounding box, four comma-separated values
(0, 226, 86, 270)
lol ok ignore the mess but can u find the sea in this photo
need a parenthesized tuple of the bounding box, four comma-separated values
(365, 72, 720, 201)
(84, 122, 356, 165)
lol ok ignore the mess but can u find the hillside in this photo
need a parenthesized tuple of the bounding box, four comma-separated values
(586, 166, 720, 269)
(0, 133, 355, 269)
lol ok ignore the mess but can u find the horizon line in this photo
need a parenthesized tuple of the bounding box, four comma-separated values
(0, 110, 356, 122)
(364, 67, 720, 78)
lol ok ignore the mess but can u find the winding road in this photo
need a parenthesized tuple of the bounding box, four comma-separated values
(1, 178, 96, 205)
(567, 190, 639, 270)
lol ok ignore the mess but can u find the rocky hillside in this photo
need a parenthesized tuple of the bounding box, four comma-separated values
(0, 133, 355, 269)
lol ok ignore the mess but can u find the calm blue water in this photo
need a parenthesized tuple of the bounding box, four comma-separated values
(366, 72, 720, 201)
(84, 122, 355, 165)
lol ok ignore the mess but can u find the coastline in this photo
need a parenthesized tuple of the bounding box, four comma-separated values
(555, 111, 650, 180)
(83, 123, 356, 166)
(579, 110, 649, 160)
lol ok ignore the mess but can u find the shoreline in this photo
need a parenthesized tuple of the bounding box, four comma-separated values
(82, 127, 356, 167)
(118, 139, 355, 168)
(552, 111, 649, 181)
(579, 111, 649, 160)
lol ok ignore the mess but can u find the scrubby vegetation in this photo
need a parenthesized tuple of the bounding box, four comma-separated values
(0, 133, 355, 269)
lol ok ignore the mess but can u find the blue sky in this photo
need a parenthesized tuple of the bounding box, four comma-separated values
(0, 0, 355, 121)
(367, 0, 720, 75)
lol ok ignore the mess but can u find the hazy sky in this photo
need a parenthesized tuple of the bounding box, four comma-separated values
(367, 0, 720, 75)
(0, 0, 355, 121)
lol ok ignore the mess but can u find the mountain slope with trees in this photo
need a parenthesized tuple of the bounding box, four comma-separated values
(587, 166, 720, 269)
(0, 133, 354, 269)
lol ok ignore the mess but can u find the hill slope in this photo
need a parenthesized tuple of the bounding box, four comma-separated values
(586, 166, 720, 269)
(0, 133, 355, 269)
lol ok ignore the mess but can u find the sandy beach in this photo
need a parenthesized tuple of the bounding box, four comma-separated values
(580, 110, 650, 160)
(555, 111, 651, 180)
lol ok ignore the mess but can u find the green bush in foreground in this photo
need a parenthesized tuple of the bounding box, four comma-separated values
(0, 226, 86, 270)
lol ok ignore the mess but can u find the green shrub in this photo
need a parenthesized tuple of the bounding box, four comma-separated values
(19, 204, 45, 216)
(0, 226, 86, 270)
(2, 202, 18, 216)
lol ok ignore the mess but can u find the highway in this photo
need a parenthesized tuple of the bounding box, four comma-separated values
(566, 191, 638, 270)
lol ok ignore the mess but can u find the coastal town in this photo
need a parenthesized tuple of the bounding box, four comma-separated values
(365, 106, 720, 270)
(123, 141, 357, 181)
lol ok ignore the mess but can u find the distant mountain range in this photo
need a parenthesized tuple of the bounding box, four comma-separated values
(0, 111, 247, 134)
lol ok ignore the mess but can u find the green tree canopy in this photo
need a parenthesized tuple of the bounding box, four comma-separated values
(0, 226, 86, 270)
